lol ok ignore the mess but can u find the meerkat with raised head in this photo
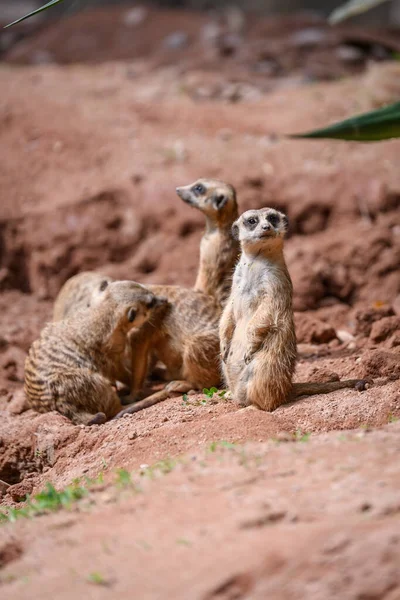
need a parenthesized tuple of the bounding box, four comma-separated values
(176, 178, 240, 307)
(220, 207, 368, 411)
(25, 281, 168, 425)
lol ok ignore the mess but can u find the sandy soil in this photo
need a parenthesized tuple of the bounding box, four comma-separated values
(0, 6, 400, 599)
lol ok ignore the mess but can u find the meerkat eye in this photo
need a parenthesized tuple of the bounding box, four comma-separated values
(247, 217, 258, 226)
(127, 308, 137, 322)
(99, 280, 109, 292)
(267, 213, 280, 227)
(193, 183, 206, 195)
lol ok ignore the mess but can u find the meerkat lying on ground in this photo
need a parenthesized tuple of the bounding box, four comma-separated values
(25, 281, 168, 425)
(176, 178, 239, 307)
(220, 207, 369, 411)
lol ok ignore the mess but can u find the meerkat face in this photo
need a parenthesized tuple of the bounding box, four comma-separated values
(101, 281, 168, 331)
(232, 208, 288, 252)
(176, 178, 237, 220)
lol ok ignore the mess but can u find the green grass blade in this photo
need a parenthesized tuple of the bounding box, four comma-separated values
(328, 0, 391, 25)
(289, 102, 400, 142)
(4, 0, 65, 28)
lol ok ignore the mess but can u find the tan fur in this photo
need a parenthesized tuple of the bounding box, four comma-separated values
(53, 272, 113, 321)
(220, 208, 367, 411)
(52, 272, 222, 400)
(25, 281, 168, 425)
(176, 178, 240, 307)
(129, 284, 221, 398)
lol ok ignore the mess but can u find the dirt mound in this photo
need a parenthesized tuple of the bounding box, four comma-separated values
(1, 423, 400, 598)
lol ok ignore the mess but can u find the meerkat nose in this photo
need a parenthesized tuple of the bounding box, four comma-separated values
(262, 223, 271, 230)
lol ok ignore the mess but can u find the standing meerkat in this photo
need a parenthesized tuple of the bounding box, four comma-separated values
(220, 207, 368, 411)
(176, 178, 239, 307)
(25, 281, 168, 425)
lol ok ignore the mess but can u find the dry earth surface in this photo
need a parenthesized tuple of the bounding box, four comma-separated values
(0, 6, 400, 599)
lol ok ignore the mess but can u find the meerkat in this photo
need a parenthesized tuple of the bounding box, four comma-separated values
(220, 207, 368, 411)
(25, 281, 168, 425)
(176, 178, 240, 307)
(53, 272, 114, 321)
(51, 271, 222, 410)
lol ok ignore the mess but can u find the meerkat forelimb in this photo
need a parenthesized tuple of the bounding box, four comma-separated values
(25, 281, 168, 425)
(176, 178, 240, 307)
(220, 208, 369, 411)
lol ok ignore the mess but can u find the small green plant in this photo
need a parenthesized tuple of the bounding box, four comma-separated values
(88, 571, 109, 586)
(141, 457, 179, 479)
(295, 430, 311, 442)
(115, 468, 132, 487)
(0, 481, 88, 523)
(203, 387, 218, 398)
(176, 538, 192, 546)
(388, 414, 399, 423)
(207, 440, 238, 453)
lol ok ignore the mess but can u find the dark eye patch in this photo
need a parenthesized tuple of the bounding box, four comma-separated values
(192, 183, 206, 196)
(245, 216, 258, 229)
(267, 213, 280, 227)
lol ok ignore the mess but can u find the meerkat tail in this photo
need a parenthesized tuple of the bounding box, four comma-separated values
(292, 379, 371, 398)
(112, 389, 170, 419)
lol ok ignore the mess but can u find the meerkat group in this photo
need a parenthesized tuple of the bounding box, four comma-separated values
(24, 178, 368, 425)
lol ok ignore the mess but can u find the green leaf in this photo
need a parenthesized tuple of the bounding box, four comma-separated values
(4, 0, 65, 28)
(328, 0, 391, 25)
(289, 102, 400, 142)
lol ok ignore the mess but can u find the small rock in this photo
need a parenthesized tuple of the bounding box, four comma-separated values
(289, 28, 326, 48)
(336, 330, 355, 344)
(274, 432, 294, 442)
(128, 431, 138, 440)
(0, 479, 10, 498)
(163, 31, 189, 50)
(8, 389, 28, 415)
(336, 45, 364, 63)
(122, 7, 148, 27)
(370, 316, 400, 343)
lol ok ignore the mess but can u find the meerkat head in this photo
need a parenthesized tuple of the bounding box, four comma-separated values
(232, 208, 288, 255)
(176, 178, 238, 225)
(99, 281, 168, 332)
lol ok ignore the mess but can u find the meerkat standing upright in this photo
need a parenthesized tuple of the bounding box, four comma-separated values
(176, 178, 240, 307)
(25, 281, 168, 425)
(220, 208, 368, 411)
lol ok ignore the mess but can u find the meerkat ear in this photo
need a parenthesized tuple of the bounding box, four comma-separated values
(231, 222, 239, 240)
(282, 214, 289, 230)
(212, 193, 228, 210)
(99, 280, 109, 292)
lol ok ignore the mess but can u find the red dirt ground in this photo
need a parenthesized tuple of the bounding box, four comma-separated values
(0, 6, 399, 598)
